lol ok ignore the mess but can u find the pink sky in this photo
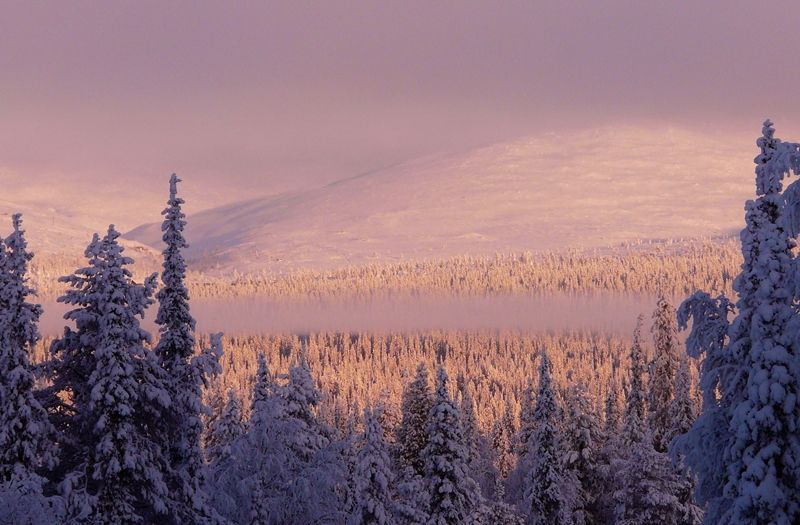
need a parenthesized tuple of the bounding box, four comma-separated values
(2, 1, 799, 198)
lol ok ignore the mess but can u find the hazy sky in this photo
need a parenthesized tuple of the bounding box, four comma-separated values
(2, 1, 799, 202)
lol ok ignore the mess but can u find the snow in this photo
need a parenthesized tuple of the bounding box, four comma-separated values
(121, 126, 756, 273)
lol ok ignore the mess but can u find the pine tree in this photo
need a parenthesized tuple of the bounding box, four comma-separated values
(353, 407, 394, 525)
(456, 373, 480, 470)
(562, 382, 605, 525)
(54, 226, 171, 524)
(248, 473, 270, 525)
(153, 174, 223, 522)
(397, 363, 433, 476)
(675, 291, 732, 507)
(206, 389, 245, 463)
(0, 215, 54, 482)
(720, 121, 800, 524)
(613, 440, 702, 525)
(279, 351, 328, 461)
(490, 408, 515, 481)
(423, 367, 482, 525)
(44, 233, 106, 480)
(677, 121, 800, 524)
(251, 352, 273, 419)
(393, 467, 429, 525)
(604, 380, 621, 436)
(665, 354, 695, 449)
(521, 350, 576, 525)
(622, 316, 647, 447)
(516, 379, 536, 457)
(648, 295, 680, 452)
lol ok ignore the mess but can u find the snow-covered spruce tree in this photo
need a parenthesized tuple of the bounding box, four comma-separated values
(352, 407, 394, 525)
(397, 363, 433, 476)
(520, 350, 576, 525)
(154, 174, 223, 523)
(251, 352, 273, 419)
(0, 215, 55, 482)
(720, 121, 800, 524)
(208, 351, 349, 525)
(487, 481, 524, 525)
(456, 373, 479, 470)
(206, 389, 245, 463)
(248, 473, 270, 525)
(613, 439, 702, 525)
(54, 226, 171, 523)
(675, 121, 800, 524)
(621, 315, 647, 448)
(648, 294, 680, 452)
(490, 408, 515, 482)
(423, 366, 482, 525)
(43, 233, 106, 481)
(516, 379, 536, 457)
(562, 382, 605, 525)
(603, 380, 621, 437)
(674, 291, 732, 508)
(393, 467, 429, 525)
(665, 353, 696, 449)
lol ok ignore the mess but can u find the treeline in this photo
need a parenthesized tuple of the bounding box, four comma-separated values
(29, 238, 740, 302)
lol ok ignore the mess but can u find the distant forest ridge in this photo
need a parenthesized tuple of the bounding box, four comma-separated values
(28, 236, 741, 302)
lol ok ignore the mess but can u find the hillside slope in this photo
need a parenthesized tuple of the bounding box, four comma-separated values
(126, 126, 754, 273)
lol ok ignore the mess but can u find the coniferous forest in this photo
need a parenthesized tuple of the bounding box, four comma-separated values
(1, 122, 800, 525)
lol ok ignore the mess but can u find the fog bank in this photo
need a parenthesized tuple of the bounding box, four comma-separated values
(40, 293, 661, 336)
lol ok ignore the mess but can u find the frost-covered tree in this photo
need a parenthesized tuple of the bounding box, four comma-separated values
(153, 174, 223, 523)
(516, 379, 536, 457)
(674, 291, 732, 506)
(490, 408, 515, 481)
(423, 367, 482, 525)
(397, 363, 433, 476)
(393, 467, 429, 525)
(251, 352, 273, 418)
(648, 295, 680, 452)
(206, 389, 245, 463)
(622, 316, 647, 447)
(665, 354, 695, 449)
(0, 215, 54, 482)
(562, 382, 605, 525)
(353, 407, 394, 525)
(721, 121, 800, 525)
(520, 350, 576, 525)
(207, 351, 350, 525)
(456, 373, 479, 469)
(677, 121, 800, 525)
(613, 440, 702, 525)
(487, 481, 524, 525)
(604, 380, 621, 437)
(52, 226, 171, 524)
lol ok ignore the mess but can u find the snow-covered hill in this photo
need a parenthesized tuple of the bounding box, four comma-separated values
(125, 126, 754, 273)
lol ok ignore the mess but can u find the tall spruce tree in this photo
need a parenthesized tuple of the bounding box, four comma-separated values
(613, 440, 702, 525)
(665, 354, 696, 449)
(721, 122, 800, 524)
(154, 174, 222, 523)
(521, 350, 576, 525)
(397, 363, 433, 476)
(677, 121, 800, 524)
(206, 389, 245, 463)
(622, 316, 647, 447)
(423, 367, 482, 525)
(54, 226, 171, 524)
(353, 407, 394, 525)
(648, 295, 680, 452)
(0, 215, 54, 483)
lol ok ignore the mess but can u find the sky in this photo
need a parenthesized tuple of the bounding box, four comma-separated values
(2, 1, 800, 205)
